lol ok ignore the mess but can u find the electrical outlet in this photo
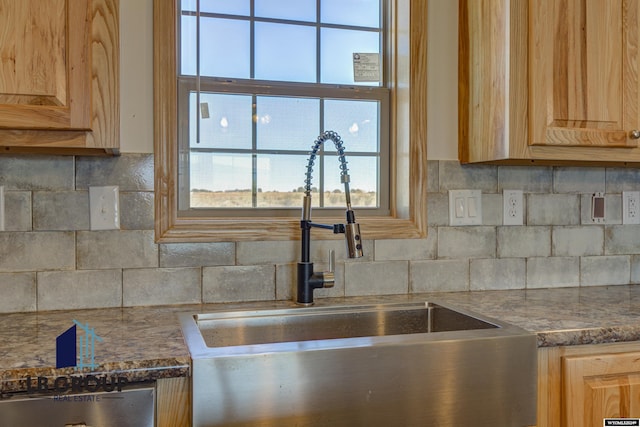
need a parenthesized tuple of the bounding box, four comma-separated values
(503, 190, 523, 226)
(590, 192, 605, 224)
(89, 186, 120, 230)
(623, 191, 640, 224)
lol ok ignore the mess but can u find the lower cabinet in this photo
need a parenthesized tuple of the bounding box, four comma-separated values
(537, 342, 640, 427)
(156, 377, 191, 427)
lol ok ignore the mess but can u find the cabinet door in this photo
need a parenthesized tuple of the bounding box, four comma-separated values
(530, 0, 640, 149)
(0, 0, 91, 130)
(0, 0, 119, 154)
(563, 351, 640, 427)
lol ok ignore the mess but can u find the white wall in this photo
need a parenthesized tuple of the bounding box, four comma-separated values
(118, 0, 460, 160)
(120, 0, 154, 153)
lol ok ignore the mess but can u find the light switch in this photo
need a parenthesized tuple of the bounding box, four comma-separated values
(467, 197, 478, 217)
(455, 197, 465, 218)
(449, 190, 482, 226)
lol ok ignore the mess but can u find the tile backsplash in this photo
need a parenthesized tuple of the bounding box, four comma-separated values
(2, 154, 640, 313)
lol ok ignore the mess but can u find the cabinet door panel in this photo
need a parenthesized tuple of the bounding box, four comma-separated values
(0, 0, 91, 130)
(564, 351, 640, 427)
(586, 375, 640, 422)
(530, 0, 639, 148)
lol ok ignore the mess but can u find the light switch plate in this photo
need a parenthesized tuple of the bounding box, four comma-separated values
(448, 190, 482, 226)
(89, 186, 120, 230)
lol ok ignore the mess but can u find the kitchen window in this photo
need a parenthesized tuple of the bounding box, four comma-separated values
(154, 0, 427, 242)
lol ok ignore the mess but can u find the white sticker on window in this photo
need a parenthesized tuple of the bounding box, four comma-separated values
(200, 102, 210, 119)
(353, 53, 380, 82)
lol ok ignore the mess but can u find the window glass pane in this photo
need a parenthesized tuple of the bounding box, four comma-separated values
(256, 154, 310, 207)
(324, 155, 377, 207)
(199, 17, 250, 78)
(180, 16, 197, 76)
(324, 99, 378, 152)
(255, 0, 316, 22)
(255, 22, 316, 82)
(182, 0, 250, 15)
(321, 28, 380, 85)
(190, 93, 252, 149)
(179, 0, 387, 213)
(256, 97, 319, 150)
(190, 153, 253, 207)
(321, 0, 380, 27)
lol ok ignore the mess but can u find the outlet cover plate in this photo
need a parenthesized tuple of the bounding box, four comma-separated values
(503, 190, 523, 226)
(590, 192, 606, 224)
(448, 190, 482, 226)
(623, 191, 640, 225)
(89, 186, 120, 230)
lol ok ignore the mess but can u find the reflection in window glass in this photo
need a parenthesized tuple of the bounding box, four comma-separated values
(190, 153, 253, 207)
(321, 28, 380, 85)
(255, 0, 316, 22)
(255, 22, 316, 82)
(257, 97, 319, 151)
(321, 0, 380, 27)
(190, 93, 252, 149)
(324, 99, 378, 153)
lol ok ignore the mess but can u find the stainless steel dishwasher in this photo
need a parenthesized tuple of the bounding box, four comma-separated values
(0, 385, 155, 427)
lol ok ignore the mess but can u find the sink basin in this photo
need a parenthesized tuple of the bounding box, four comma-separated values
(180, 301, 537, 427)
(194, 302, 497, 348)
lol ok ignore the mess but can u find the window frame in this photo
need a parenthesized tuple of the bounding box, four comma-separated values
(153, 0, 427, 242)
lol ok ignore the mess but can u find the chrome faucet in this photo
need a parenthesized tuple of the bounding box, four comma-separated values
(297, 131, 363, 305)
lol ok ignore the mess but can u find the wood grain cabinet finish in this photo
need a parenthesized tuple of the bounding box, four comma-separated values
(537, 343, 640, 427)
(0, 0, 119, 155)
(459, 0, 640, 165)
(563, 352, 640, 427)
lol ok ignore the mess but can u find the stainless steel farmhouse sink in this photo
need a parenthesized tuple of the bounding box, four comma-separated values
(180, 302, 537, 427)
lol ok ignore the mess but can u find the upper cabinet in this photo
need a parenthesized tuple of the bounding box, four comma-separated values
(0, 0, 119, 155)
(459, 0, 640, 165)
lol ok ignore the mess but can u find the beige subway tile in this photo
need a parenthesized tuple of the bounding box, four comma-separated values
(123, 268, 201, 306)
(203, 265, 275, 303)
(77, 230, 158, 269)
(0, 273, 36, 313)
(0, 232, 75, 272)
(38, 270, 122, 311)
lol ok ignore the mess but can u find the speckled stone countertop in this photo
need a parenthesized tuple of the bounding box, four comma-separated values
(0, 305, 192, 395)
(3, 285, 640, 395)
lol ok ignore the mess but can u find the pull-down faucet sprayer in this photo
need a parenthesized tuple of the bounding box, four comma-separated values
(297, 131, 363, 305)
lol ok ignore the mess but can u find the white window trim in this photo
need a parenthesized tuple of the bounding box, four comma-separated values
(153, 0, 427, 242)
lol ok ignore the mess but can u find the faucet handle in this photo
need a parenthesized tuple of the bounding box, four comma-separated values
(328, 249, 335, 273)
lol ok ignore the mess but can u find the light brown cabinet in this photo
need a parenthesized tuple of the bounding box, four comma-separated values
(537, 342, 640, 427)
(0, 0, 119, 155)
(156, 377, 191, 427)
(459, 0, 640, 165)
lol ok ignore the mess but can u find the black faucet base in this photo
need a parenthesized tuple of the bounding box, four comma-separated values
(296, 262, 316, 305)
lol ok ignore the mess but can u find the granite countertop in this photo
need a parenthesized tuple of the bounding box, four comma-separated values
(3, 285, 640, 394)
(0, 305, 192, 395)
